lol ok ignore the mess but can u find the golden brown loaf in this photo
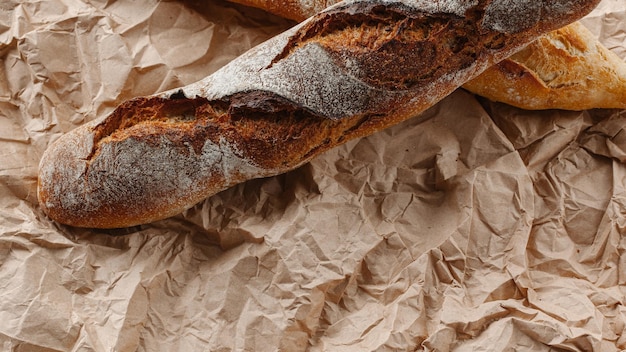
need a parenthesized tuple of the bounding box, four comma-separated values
(228, 0, 626, 110)
(37, 0, 601, 228)
(463, 21, 626, 110)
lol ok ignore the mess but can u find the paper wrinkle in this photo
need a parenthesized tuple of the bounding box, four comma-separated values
(2, 0, 626, 351)
(148, 2, 215, 69)
(580, 3, 626, 59)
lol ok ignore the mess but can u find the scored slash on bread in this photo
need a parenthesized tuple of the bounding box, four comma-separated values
(37, 0, 601, 228)
(228, 0, 626, 110)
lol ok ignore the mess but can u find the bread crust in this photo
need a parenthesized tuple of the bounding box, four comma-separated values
(226, 0, 331, 22)
(37, 0, 600, 228)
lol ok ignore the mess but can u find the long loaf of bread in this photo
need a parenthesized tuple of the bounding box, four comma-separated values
(229, 0, 626, 110)
(464, 21, 626, 110)
(38, 0, 600, 228)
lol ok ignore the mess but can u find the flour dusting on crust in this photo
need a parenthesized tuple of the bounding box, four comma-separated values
(38, 122, 272, 227)
(331, 0, 479, 16)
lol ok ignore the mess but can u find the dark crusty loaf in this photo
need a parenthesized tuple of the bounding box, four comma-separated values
(37, 0, 600, 228)
(228, 0, 626, 111)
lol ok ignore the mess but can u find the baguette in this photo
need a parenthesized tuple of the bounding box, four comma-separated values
(464, 21, 626, 110)
(229, 0, 626, 110)
(37, 0, 600, 228)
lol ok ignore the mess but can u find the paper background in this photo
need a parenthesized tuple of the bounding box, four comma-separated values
(0, 0, 625, 350)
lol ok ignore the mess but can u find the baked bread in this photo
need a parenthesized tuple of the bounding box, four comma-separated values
(464, 21, 626, 110)
(228, 0, 626, 110)
(37, 0, 600, 228)
(225, 0, 330, 22)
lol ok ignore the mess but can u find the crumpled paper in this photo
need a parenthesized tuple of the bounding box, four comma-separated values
(0, 0, 625, 351)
